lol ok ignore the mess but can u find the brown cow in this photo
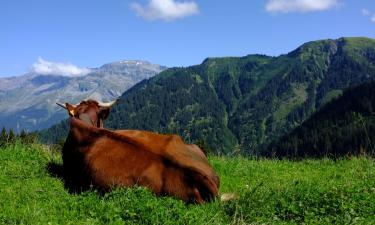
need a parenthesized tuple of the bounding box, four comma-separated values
(57, 99, 219, 203)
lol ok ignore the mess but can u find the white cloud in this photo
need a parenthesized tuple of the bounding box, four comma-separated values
(131, 0, 199, 21)
(362, 9, 370, 16)
(265, 0, 338, 13)
(361, 9, 375, 24)
(31, 57, 90, 76)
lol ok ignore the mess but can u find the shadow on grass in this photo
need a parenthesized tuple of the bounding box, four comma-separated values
(46, 162, 91, 194)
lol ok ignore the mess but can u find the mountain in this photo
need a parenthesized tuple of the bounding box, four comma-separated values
(41, 37, 375, 155)
(269, 81, 375, 158)
(0, 60, 166, 132)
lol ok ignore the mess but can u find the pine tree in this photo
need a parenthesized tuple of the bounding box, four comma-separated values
(19, 130, 27, 142)
(8, 129, 15, 144)
(0, 127, 7, 147)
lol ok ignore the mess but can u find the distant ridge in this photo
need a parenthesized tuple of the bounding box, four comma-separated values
(0, 60, 166, 131)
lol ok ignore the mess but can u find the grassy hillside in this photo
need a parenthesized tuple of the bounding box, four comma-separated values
(1, 142, 374, 224)
(269, 81, 375, 158)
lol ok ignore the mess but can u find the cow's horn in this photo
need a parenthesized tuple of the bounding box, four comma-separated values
(56, 102, 67, 109)
(98, 99, 117, 108)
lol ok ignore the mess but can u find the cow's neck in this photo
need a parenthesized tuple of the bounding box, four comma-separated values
(78, 113, 96, 127)
(68, 117, 100, 145)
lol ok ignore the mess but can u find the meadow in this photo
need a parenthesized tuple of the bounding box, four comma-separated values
(0, 142, 374, 224)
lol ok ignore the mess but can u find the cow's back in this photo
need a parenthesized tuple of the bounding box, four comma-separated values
(85, 132, 218, 202)
(85, 136, 165, 192)
(113, 130, 218, 181)
(64, 118, 219, 203)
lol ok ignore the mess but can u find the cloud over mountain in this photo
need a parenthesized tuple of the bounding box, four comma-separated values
(131, 0, 199, 21)
(266, 0, 338, 13)
(31, 57, 91, 76)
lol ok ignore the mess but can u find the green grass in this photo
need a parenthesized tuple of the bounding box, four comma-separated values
(0, 142, 374, 224)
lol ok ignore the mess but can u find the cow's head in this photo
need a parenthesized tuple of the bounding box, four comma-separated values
(56, 99, 117, 128)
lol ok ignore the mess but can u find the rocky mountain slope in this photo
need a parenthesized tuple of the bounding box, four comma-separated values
(0, 60, 166, 131)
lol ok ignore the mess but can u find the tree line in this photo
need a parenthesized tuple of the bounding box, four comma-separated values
(0, 127, 38, 147)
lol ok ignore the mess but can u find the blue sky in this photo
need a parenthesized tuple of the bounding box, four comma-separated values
(0, 0, 374, 77)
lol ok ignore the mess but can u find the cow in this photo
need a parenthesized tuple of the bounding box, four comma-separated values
(57, 99, 220, 204)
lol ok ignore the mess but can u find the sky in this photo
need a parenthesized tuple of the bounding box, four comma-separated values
(0, 0, 374, 77)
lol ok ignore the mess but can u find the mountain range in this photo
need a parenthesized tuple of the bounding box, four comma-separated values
(0, 60, 166, 132)
(40, 37, 375, 156)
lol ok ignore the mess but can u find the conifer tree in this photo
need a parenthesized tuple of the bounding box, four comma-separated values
(8, 129, 15, 144)
(0, 127, 7, 147)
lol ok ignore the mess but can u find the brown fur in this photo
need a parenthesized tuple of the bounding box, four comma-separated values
(62, 100, 220, 203)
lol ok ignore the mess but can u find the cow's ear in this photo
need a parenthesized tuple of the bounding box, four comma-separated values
(66, 103, 77, 117)
(99, 107, 111, 120)
(56, 102, 76, 117)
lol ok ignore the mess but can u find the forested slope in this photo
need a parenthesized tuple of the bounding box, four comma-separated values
(40, 37, 375, 155)
(269, 81, 375, 158)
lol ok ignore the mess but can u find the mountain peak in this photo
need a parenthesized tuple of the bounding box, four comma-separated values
(99, 60, 167, 72)
(0, 59, 166, 132)
(110, 60, 152, 65)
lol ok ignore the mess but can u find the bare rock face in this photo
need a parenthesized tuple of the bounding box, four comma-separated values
(0, 60, 166, 132)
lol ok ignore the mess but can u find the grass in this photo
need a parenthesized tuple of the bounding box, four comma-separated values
(0, 142, 374, 224)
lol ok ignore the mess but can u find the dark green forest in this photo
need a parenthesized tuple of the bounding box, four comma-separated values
(39, 37, 375, 156)
(268, 81, 375, 158)
(38, 119, 69, 144)
(0, 127, 37, 146)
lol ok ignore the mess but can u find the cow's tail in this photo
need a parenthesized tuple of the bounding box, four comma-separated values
(193, 173, 219, 203)
(192, 173, 237, 203)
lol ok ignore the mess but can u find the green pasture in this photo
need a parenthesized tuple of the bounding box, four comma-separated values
(0, 142, 374, 224)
